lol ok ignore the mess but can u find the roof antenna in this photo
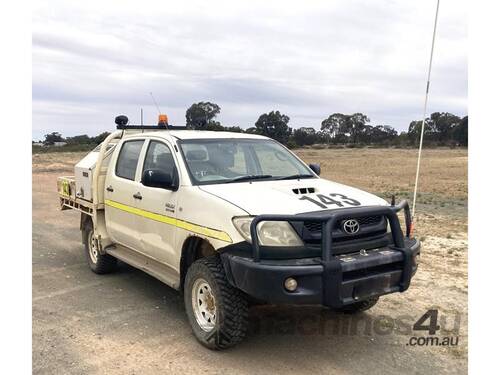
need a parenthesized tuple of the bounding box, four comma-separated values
(411, 0, 440, 220)
(150, 92, 162, 114)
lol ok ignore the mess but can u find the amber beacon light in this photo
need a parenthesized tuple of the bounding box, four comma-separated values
(158, 114, 169, 126)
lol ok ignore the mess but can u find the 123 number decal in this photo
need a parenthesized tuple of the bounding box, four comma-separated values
(299, 193, 361, 209)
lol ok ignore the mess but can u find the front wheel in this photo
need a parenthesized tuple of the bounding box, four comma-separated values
(184, 256, 248, 350)
(83, 224, 117, 274)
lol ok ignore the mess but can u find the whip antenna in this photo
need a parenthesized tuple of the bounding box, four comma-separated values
(411, 0, 440, 219)
(150, 92, 162, 114)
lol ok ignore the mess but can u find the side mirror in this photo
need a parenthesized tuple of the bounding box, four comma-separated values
(142, 169, 178, 191)
(309, 163, 321, 176)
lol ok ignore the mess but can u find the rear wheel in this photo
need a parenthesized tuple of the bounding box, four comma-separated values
(83, 224, 117, 274)
(184, 256, 248, 350)
(333, 297, 379, 314)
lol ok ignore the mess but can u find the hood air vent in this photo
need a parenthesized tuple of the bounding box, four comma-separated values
(292, 187, 315, 195)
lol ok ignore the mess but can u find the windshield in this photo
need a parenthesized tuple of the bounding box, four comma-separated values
(179, 139, 315, 185)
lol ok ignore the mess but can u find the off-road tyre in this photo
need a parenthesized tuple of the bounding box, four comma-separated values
(83, 223, 117, 274)
(333, 297, 379, 314)
(184, 255, 248, 350)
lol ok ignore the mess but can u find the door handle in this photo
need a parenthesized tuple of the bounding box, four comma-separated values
(106, 185, 114, 192)
(133, 192, 142, 200)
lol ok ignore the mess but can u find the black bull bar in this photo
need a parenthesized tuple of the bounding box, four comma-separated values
(248, 200, 414, 307)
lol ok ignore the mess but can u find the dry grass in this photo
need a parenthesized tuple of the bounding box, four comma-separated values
(32, 152, 87, 173)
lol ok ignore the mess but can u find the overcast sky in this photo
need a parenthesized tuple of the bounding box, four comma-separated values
(32, 0, 467, 140)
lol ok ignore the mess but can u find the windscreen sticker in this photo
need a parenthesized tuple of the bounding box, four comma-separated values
(299, 193, 361, 209)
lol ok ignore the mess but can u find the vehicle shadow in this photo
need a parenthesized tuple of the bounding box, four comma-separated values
(113, 260, 397, 343)
(108, 261, 439, 374)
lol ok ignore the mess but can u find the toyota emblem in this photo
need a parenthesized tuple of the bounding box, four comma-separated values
(343, 219, 360, 234)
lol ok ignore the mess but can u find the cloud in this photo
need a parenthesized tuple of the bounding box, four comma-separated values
(32, 0, 467, 139)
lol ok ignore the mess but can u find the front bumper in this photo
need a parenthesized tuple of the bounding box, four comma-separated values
(221, 239, 419, 307)
(221, 200, 420, 308)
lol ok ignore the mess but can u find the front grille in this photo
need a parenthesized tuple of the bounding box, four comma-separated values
(303, 221, 323, 232)
(303, 215, 383, 233)
(358, 215, 383, 226)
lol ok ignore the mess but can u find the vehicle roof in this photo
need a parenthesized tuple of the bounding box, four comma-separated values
(122, 129, 269, 141)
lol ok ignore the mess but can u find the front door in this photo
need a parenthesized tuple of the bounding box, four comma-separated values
(135, 139, 180, 266)
(104, 139, 145, 252)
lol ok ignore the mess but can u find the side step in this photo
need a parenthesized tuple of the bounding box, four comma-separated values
(106, 244, 180, 290)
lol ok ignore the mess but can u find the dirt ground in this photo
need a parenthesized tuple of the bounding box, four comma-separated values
(32, 148, 468, 374)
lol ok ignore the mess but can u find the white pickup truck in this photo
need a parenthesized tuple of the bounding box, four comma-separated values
(58, 115, 420, 349)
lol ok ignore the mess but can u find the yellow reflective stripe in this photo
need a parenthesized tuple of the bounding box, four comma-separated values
(104, 199, 232, 243)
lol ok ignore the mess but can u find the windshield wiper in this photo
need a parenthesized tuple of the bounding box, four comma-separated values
(225, 174, 274, 183)
(278, 174, 315, 180)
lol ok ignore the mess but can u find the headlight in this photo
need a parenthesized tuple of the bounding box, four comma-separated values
(232, 217, 304, 247)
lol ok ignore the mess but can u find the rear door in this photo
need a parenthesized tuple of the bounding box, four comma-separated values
(105, 139, 146, 251)
(135, 139, 180, 266)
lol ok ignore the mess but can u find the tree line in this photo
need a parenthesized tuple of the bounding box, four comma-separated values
(38, 132, 112, 146)
(35, 101, 467, 149)
(184, 102, 467, 148)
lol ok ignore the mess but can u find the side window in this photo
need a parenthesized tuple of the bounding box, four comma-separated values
(115, 140, 144, 180)
(143, 141, 176, 177)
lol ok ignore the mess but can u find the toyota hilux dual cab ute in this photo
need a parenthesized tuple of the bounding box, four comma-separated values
(58, 115, 420, 349)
